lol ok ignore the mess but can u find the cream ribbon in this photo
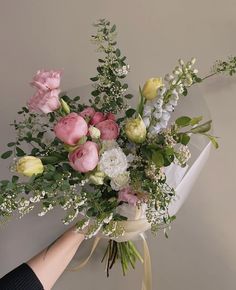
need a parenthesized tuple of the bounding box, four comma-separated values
(70, 219, 152, 290)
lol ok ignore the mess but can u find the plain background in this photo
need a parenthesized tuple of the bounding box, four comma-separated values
(0, 1, 236, 289)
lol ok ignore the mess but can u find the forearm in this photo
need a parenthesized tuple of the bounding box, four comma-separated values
(27, 227, 84, 290)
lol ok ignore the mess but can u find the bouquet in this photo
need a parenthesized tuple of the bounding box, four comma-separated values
(1, 19, 236, 289)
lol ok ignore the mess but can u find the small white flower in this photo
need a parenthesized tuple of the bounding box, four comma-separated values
(143, 104, 153, 117)
(160, 119, 168, 128)
(191, 57, 196, 65)
(163, 104, 174, 112)
(179, 59, 184, 66)
(149, 124, 162, 135)
(154, 98, 164, 109)
(99, 148, 128, 178)
(164, 74, 174, 81)
(153, 110, 162, 119)
(161, 111, 171, 121)
(143, 116, 151, 127)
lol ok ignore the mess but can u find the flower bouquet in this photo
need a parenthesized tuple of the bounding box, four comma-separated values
(1, 19, 236, 289)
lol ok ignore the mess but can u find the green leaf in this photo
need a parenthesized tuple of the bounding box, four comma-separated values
(125, 108, 136, 118)
(195, 77, 202, 83)
(12, 175, 19, 183)
(110, 24, 116, 33)
(73, 96, 81, 101)
(91, 90, 100, 96)
(205, 134, 219, 149)
(191, 120, 212, 134)
(115, 49, 121, 57)
(123, 83, 128, 89)
(90, 76, 99, 82)
(178, 133, 191, 145)
(152, 151, 164, 167)
(124, 94, 133, 99)
(190, 116, 203, 126)
(182, 87, 188, 96)
(1, 150, 13, 159)
(175, 116, 191, 127)
(16, 147, 25, 157)
(7, 142, 16, 147)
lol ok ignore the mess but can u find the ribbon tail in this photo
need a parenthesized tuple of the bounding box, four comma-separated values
(70, 237, 101, 271)
(140, 234, 152, 290)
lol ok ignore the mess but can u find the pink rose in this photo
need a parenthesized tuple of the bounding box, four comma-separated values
(31, 70, 61, 92)
(90, 112, 106, 125)
(118, 187, 138, 206)
(79, 107, 96, 119)
(106, 112, 116, 121)
(28, 89, 61, 114)
(68, 141, 99, 172)
(95, 119, 119, 140)
(54, 113, 88, 145)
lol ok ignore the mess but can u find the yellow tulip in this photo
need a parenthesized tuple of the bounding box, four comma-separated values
(16, 156, 44, 177)
(142, 78, 163, 100)
(125, 116, 146, 144)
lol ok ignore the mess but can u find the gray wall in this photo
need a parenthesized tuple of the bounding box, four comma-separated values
(0, 1, 236, 290)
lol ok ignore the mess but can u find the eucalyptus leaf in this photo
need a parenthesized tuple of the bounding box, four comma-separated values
(1, 150, 13, 159)
(175, 116, 191, 127)
(152, 151, 164, 167)
(190, 120, 212, 134)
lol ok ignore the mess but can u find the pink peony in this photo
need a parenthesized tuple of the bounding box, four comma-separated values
(79, 107, 96, 119)
(31, 70, 61, 92)
(54, 113, 88, 145)
(90, 112, 106, 125)
(106, 112, 116, 121)
(28, 89, 61, 114)
(118, 187, 138, 206)
(68, 141, 99, 173)
(95, 119, 119, 140)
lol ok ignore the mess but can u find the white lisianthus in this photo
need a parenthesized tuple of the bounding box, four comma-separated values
(99, 148, 128, 178)
(110, 172, 130, 191)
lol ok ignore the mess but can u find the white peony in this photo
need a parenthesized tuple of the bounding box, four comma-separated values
(99, 148, 128, 178)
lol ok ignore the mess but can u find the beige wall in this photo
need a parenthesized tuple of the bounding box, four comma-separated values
(0, 1, 236, 289)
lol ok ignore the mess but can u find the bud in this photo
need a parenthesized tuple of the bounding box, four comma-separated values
(89, 126, 101, 139)
(125, 116, 147, 143)
(89, 170, 106, 185)
(142, 78, 163, 100)
(178, 59, 184, 66)
(16, 156, 44, 177)
(191, 57, 196, 65)
(60, 99, 70, 114)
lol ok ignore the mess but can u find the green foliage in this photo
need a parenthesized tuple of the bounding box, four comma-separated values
(175, 116, 191, 127)
(1, 150, 13, 159)
(90, 19, 131, 113)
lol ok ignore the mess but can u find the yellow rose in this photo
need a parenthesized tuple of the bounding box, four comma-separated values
(125, 116, 146, 144)
(16, 156, 44, 177)
(142, 78, 163, 100)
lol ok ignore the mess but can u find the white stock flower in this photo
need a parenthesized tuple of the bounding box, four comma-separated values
(110, 172, 130, 191)
(99, 148, 128, 178)
(143, 116, 151, 127)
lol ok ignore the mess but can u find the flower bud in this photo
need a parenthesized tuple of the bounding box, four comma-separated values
(60, 99, 70, 114)
(142, 78, 163, 100)
(191, 57, 196, 65)
(89, 170, 106, 185)
(125, 116, 147, 143)
(16, 156, 44, 177)
(89, 126, 101, 139)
